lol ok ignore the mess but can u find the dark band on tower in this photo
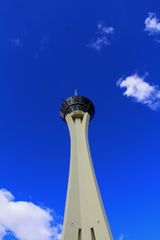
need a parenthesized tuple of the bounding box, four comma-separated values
(60, 95, 95, 121)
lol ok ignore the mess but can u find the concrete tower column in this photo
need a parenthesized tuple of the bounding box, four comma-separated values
(60, 95, 112, 240)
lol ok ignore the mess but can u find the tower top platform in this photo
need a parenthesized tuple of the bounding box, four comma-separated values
(60, 95, 95, 121)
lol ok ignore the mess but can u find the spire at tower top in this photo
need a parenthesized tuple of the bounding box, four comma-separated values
(74, 89, 78, 96)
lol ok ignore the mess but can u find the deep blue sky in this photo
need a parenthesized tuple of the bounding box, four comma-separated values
(1, 0, 160, 239)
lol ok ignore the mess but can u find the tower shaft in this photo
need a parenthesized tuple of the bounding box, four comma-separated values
(61, 113, 112, 240)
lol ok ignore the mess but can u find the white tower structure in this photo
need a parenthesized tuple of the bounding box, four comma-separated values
(60, 94, 112, 240)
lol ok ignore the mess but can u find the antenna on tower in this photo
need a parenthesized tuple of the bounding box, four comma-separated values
(74, 89, 78, 96)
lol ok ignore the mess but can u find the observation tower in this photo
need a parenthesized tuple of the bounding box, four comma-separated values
(60, 93, 112, 240)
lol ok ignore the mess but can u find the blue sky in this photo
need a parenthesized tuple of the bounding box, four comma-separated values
(0, 0, 160, 239)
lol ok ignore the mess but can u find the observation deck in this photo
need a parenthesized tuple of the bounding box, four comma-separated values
(60, 95, 95, 121)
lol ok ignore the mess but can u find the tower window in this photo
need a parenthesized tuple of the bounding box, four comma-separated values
(91, 228, 96, 240)
(78, 228, 82, 240)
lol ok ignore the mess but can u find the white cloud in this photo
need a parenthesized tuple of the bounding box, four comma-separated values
(117, 73, 160, 110)
(97, 22, 114, 34)
(0, 189, 62, 240)
(8, 38, 21, 47)
(119, 233, 125, 240)
(89, 36, 110, 52)
(88, 22, 114, 52)
(145, 12, 160, 35)
(35, 36, 48, 59)
(0, 226, 5, 239)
